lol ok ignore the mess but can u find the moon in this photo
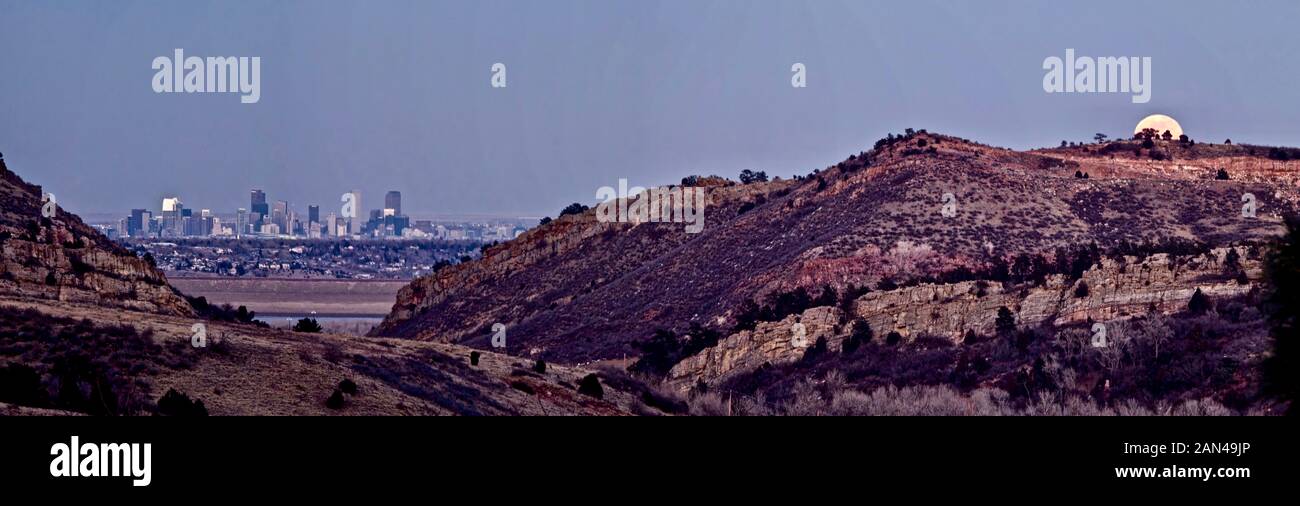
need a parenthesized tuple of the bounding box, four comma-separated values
(1134, 114, 1183, 139)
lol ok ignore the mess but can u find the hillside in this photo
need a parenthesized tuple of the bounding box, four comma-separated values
(371, 132, 1296, 366)
(0, 296, 646, 415)
(0, 155, 192, 315)
(0, 156, 646, 416)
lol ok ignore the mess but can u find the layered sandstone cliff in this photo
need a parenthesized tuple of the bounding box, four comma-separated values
(667, 247, 1260, 389)
(0, 157, 193, 316)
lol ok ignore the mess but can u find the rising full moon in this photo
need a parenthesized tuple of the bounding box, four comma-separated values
(1134, 114, 1183, 139)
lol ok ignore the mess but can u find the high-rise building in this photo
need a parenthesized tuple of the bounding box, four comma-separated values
(384, 191, 401, 216)
(250, 189, 268, 226)
(343, 190, 361, 236)
(161, 197, 184, 236)
(199, 210, 215, 236)
(235, 208, 249, 237)
(324, 212, 337, 237)
(273, 200, 289, 233)
(128, 209, 148, 237)
(308, 205, 320, 225)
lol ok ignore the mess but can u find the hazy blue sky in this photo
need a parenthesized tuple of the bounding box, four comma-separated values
(2, 0, 1298, 217)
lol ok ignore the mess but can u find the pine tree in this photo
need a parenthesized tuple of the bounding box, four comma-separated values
(1265, 216, 1300, 414)
(995, 306, 1017, 335)
(1187, 288, 1211, 315)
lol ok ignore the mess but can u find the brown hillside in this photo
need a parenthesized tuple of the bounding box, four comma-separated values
(0, 156, 192, 316)
(372, 132, 1297, 365)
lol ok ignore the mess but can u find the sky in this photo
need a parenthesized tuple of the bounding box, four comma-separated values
(2, 0, 1298, 218)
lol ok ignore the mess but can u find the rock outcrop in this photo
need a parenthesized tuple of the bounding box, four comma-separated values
(0, 157, 193, 316)
(667, 247, 1261, 389)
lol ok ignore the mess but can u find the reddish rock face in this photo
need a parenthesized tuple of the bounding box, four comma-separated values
(371, 133, 1296, 367)
(668, 247, 1260, 390)
(0, 158, 193, 316)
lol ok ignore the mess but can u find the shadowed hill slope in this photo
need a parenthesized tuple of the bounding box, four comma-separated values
(372, 132, 1297, 365)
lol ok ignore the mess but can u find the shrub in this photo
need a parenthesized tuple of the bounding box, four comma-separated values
(995, 306, 1017, 335)
(885, 331, 903, 346)
(559, 202, 589, 217)
(1216, 168, 1231, 180)
(0, 363, 47, 407)
(293, 317, 323, 333)
(843, 318, 873, 354)
(1074, 280, 1090, 298)
(577, 374, 604, 399)
(640, 389, 688, 414)
(507, 380, 535, 395)
(739, 169, 768, 184)
(325, 389, 345, 410)
(532, 360, 547, 374)
(1187, 288, 1211, 315)
(802, 337, 829, 361)
(338, 378, 358, 395)
(632, 329, 681, 376)
(156, 388, 208, 416)
(469, 351, 481, 366)
(1224, 249, 1242, 275)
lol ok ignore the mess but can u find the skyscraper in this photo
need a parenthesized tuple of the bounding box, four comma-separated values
(250, 189, 268, 226)
(324, 212, 337, 237)
(273, 200, 289, 233)
(345, 190, 361, 235)
(385, 191, 401, 216)
(308, 205, 320, 225)
(161, 197, 183, 236)
(235, 208, 249, 237)
(128, 209, 148, 237)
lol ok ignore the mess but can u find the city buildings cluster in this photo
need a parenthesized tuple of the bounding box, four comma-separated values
(104, 189, 527, 242)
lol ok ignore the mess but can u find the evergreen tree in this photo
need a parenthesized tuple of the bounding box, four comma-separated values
(1187, 288, 1211, 315)
(995, 306, 1017, 335)
(1265, 216, 1300, 414)
(293, 317, 323, 333)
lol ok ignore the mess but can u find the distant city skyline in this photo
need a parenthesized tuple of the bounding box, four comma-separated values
(100, 185, 530, 242)
(4, 1, 1300, 217)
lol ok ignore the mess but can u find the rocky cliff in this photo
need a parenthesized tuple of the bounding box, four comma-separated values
(0, 156, 193, 316)
(667, 247, 1261, 389)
